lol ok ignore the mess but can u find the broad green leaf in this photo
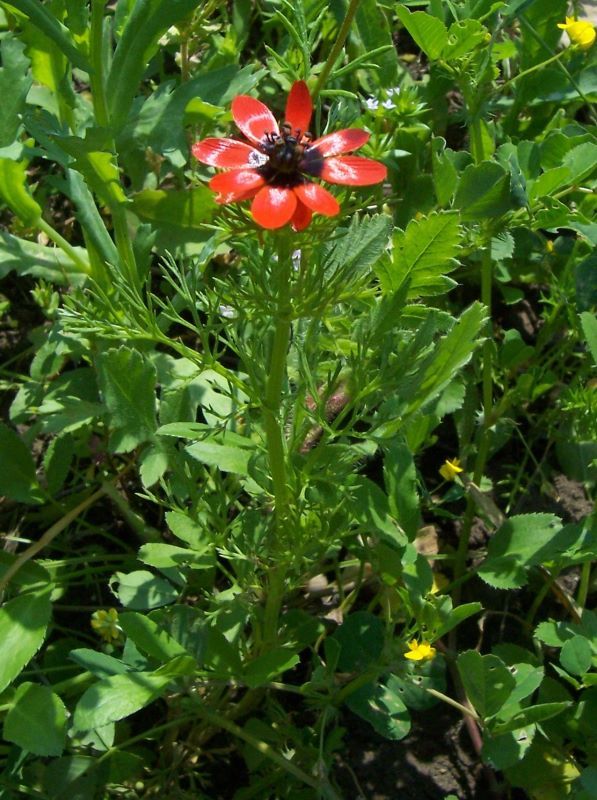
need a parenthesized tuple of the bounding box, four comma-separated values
(432, 599, 483, 640)
(97, 347, 157, 453)
(346, 677, 411, 741)
(457, 650, 515, 719)
(395, 7, 448, 60)
(0, 553, 51, 591)
(378, 212, 461, 297)
(118, 612, 189, 661)
(454, 161, 514, 220)
(73, 656, 195, 731)
(0, 589, 52, 693)
(580, 312, 597, 366)
(1, 0, 90, 70)
(130, 188, 215, 229)
(4, 682, 67, 756)
(43, 433, 74, 496)
(478, 513, 566, 589)
(110, 570, 178, 609)
(243, 648, 300, 689)
(185, 436, 256, 476)
(492, 702, 570, 735)
(482, 726, 536, 770)
(106, 0, 199, 129)
(69, 649, 131, 679)
(0, 157, 42, 225)
(165, 510, 206, 548)
(332, 611, 384, 672)
(137, 543, 213, 570)
(0, 230, 86, 283)
(0, 37, 31, 147)
(560, 636, 593, 676)
(575, 254, 597, 312)
(139, 440, 170, 488)
(0, 422, 43, 503)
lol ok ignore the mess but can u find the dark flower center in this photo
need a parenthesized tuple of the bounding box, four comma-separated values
(258, 123, 324, 188)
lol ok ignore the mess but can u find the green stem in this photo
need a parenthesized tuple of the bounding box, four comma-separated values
(502, 49, 566, 87)
(577, 562, 592, 611)
(193, 705, 335, 795)
(0, 488, 106, 592)
(37, 217, 90, 274)
(452, 240, 493, 597)
(261, 237, 294, 648)
(312, 0, 362, 100)
(425, 687, 481, 722)
(90, 0, 109, 128)
(263, 238, 293, 528)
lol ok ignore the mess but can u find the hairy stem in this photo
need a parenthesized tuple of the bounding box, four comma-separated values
(312, 0, 362, 100)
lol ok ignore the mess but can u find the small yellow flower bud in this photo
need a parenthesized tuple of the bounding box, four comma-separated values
(439, 457, 464, 481)
(91, 608, 122, 642)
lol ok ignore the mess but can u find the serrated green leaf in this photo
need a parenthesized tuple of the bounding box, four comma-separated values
(55, 130, 127, 208)
(457, 650, 515, 719)
(443, 19, 488, 60)
(0, 36, 31, 147)
(383, 440, 420, 540)
(0, 230, 86, 283)
(1, 0, 90, 70)
(478, 513, 566, 589)
(0, 589, 52, 693)
(326, 214, 392, 279)
(185, 434, 256, 476)
(395, 7, 448, 59)
(97, 347, 157, 453)
(4, 683, 67, 756)
(0, 422, 43, 503)
(379, 212, 461, 298)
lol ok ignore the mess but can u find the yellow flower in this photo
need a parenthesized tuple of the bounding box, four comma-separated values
(405, 639, 436, 662)
(91, 608, 122, 642)
(430, 572, 449, 594)
(557, 17, 596, 50)
(439, 457, 463, 481)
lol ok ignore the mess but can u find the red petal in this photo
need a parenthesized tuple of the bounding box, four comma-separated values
(251, 186, 297, 229)
(284, 80, 312, 136)
(294, 182, 339, 217)
(192, 138, 263, 168)
(231, 95, 278, 145)
(321, 156, 387, 186)
(209, 170, 265, 203)
(310, 129, 370, 157)
(291, 200, 312, 231)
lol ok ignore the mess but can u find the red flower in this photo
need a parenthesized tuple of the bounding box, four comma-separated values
(192, 80, 387, 231)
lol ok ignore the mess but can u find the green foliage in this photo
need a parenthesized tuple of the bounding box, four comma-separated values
(0, 0, 595, 795)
